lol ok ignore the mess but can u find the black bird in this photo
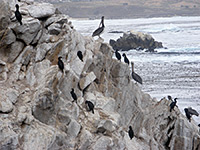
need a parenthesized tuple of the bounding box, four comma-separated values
(77, 51, 83, 62)
(85, 100, 94, 114)
(131, 62, 142, 84)
(122, 53, 129, 65)
(18, 0, 21, 1)
(168, 95, 173, 101)
(170, 98, 178, 112)
(58, 56, 64, 72)
(70, 88, 77, 102)
(92, 16, 105, 38)
(15, 4, 22, 25)
(184, 107, 199, 122)
(115, 49, 121, 61)
(128, 126, 134, 140)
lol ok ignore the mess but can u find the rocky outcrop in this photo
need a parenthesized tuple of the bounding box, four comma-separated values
(110, 30, 163, 52)
(0, 1, 199, 150)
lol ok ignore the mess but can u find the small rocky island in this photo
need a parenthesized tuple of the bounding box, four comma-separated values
(0, 0, 199, 150)
(110, 31, 163, 52)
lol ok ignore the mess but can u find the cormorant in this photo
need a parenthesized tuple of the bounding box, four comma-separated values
(184, 107, 199, 122)
(85, 100, 94, 114)
(128, 126, 134, 140)
(70, 88, 77, 102)
(92, 16, 105, 38)
(131, 62, 142, 84)
(15, 4, 22, 25)
(115, 49, 121, 61)
(122, 53, 129, 65)
(170, 98, 178, 112)
(77, 51, 83, 62)
(168, 95, 173, 101)
(58, 56, 64, 72)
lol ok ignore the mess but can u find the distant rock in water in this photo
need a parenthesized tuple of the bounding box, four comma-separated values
(109, 30, 163, 52)
(108, 31, 124, 33)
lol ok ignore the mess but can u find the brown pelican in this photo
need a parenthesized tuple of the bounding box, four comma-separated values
(92, 16, 105, 38)
(184, 107, 199, 122)
(131, 62, 142, 84)
(15, 4, 22, 25)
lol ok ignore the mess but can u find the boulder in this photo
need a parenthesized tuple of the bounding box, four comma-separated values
(44, 14, 69, 27)
(27, 3, 56, 19)
(35, 43, 52, 62)
(0, 1, 11, 30)
(79, 72, 96, 90)
(12, 18, 41, 45)
(0, 28, 16, 47)
(109, 31, 163, 52)
(67, 119, 81, 138)
(6, 89, 19, 104)
(0, 97, 13, 113)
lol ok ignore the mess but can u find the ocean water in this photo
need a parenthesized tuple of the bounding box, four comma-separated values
(72, 16, 200, 124)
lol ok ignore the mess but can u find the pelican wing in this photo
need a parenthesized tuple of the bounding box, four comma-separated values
(132, 72, 142, 84)
(92, 27, 104, 37)
(187, 107, 199, 116)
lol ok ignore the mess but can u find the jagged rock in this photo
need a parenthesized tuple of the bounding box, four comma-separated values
(92, 136, 112, 150)
(79, 72, 96, 90)
(0, 28, 16, 53)
(0, 1, 11, 30)
(6, 89, 19, 104)
(97, 120, 116, 134)
(32, 89, 55, 125)
(32, 29, 43, 45)
(44, 14, 69, 27)
(109, 31, 163, 52)
(67, 119, 81, 138)
(48, 23, 62, 35)
(79, 128, 93, 150)
(7, 41, 24, 63)
(12, 18, 41, 45)
(35, 43, 52, 62)
(0, 97, 13, 113)
(0, 118, 19, 149)
(27, 3, 56, 19)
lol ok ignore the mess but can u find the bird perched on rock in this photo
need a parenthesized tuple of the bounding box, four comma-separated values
(92, 16, 105, 38)
(70, 88, 77, 102)
(115, 49, 121, 61)
(77, 51, 83, 62)
(58, 56, 64, 72)
(128, 126, 134, 140)
(184, 107, 199, 122)
(131, 62, 142, 84)
(85, 100, 94, 114)
(170, 98, 178, 112)
(15, 4, 22, 25)
(168, 95, 173, 101)
(122, 53, 129, 65)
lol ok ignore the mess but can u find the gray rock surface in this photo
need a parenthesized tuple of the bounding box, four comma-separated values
(0, 1, 199, 150)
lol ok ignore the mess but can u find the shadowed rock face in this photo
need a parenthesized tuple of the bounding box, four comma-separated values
(110, 31, 163, 52)
(0, 1, 199, 150)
